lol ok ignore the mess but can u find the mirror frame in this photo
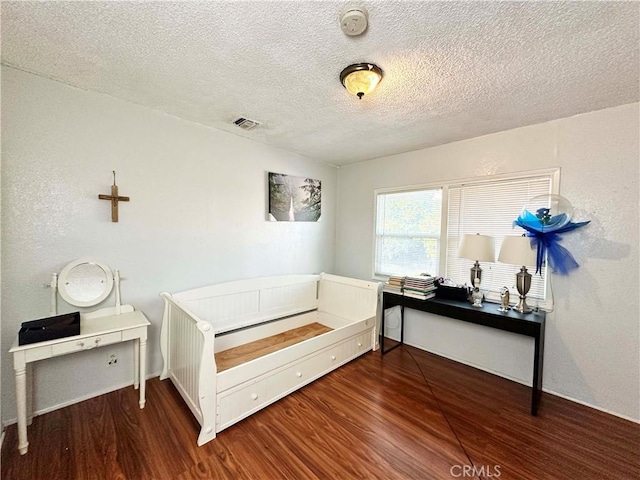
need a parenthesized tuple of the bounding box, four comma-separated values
(57, 258, 114, 308)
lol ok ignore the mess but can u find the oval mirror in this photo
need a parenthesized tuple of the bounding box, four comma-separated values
(58, 259, 114, 307)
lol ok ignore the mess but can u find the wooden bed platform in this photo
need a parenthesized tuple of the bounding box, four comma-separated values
(215, 323, 333, 372)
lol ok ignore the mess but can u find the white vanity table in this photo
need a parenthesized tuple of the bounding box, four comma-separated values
(8, 259, 150, 455)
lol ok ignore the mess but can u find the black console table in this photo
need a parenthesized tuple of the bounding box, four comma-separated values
(381, 292, 546, 415)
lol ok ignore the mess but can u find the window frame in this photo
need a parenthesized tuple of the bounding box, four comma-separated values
(374, 187, 443, 278)
(372, 168, 560, 310)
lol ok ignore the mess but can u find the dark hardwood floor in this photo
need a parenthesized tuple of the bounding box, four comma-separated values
(2, 346, 639, 479)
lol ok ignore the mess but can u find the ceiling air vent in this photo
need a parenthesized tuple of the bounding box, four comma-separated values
(233, 117, 261, 130)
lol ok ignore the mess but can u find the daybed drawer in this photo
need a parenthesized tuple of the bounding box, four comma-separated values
(218, 376, 274, 428)
(218, 352, 330, 428)
(217, 329, 373, 430)
(268, 328, 373, 395)
(326, 330, 371, 366)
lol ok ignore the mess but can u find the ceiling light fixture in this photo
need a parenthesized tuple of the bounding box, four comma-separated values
(340, 63, 383, 99)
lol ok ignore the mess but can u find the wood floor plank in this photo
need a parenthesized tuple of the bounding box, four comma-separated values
(2, 345, 638, 480)
(69, 393, 124, 480)
(407, 346, 640, 480)
(214, 323, 332, 372)
(304, 360, 475, 478)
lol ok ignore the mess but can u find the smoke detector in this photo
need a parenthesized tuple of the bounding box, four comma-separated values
(232, 117, 261, 130)
(340, 7, 368, 36)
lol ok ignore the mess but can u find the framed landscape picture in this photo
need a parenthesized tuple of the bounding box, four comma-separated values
(268, 172, 321, 222)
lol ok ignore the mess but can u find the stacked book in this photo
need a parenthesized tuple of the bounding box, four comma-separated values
(403, 275, 437, 300)
(383, 275, 405, 295)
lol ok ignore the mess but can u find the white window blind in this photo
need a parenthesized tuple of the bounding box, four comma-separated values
(446, 176, 552, 300)
(375, 189, 442, 276)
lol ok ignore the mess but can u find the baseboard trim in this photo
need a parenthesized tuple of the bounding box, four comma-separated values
(403, 340, 531, 386)
(403, 342, 640, 425)
(3, 370, 161, 427)
(542, 387, 640, 424)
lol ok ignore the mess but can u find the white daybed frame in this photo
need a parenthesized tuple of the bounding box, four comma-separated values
(160, 273, 380, 446)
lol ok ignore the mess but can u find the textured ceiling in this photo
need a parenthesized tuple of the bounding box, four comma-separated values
(2, 1, 638, 166)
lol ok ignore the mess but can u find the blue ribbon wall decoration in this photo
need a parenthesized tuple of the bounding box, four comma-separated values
(513, 195, 590, 275)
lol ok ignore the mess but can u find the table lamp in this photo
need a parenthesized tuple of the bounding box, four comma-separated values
(458, 234, 496, 288)
(498, 235, 538, 313)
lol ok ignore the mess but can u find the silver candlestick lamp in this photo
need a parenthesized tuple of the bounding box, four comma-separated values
(458, 233, 496, 285)
(498, 235, 538, 313)
(458, 233, 496, 307)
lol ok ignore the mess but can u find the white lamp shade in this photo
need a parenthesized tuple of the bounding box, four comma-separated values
(458, 234, 496, 262)
(498, 236, 537, 267)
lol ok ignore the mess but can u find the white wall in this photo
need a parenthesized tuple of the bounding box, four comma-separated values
(3, 65, 637, 425)
(336, 103, 640, 421)
(1, 66, 337, 423)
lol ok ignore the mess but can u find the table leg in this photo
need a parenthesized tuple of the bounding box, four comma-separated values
(26, 363, 34, 426)
(14, 362, 29, 455)
(381, 301, 404, 355)
(400, 305, 405, 345)
(133, 339, 140, 390)
(532, 326, 545, 415)
(380, 299, 386, 354)
(139, 338, 146, 409)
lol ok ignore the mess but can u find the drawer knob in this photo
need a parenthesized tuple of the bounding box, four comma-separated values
(296, 372, 302, 378)
(251, 393, 258, 400)
(357, 342, 362, 348)
(77, 342, 85, 347)
(330, 355, 336, 361)
(95, 338, 101, 345)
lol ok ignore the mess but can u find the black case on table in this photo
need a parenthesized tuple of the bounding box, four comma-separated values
(18, 312, 81, 345)
(435, 284, 470, 302)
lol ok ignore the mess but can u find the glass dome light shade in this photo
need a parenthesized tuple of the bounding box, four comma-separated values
(340, 63, 383, 99)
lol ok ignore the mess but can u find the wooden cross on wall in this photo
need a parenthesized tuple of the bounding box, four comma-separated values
(98, 171, 130, 222)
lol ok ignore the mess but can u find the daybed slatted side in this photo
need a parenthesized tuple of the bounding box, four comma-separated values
(319, 273, 380, 322)
(159, 293, 217, 444)
(318, 274, 381, 350)
(173, 274, 320, 334)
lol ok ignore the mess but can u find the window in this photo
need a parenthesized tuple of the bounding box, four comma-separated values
(375, 189, 442, 276)
(446, 176, 552, 300)
(374, 169, 558, 303)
